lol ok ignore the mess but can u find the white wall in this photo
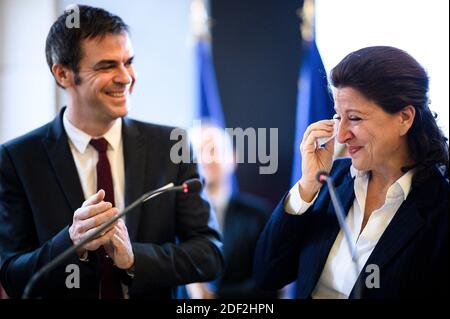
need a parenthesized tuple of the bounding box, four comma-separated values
(316, 0, 449, 137)
(0, 0, 57, 143)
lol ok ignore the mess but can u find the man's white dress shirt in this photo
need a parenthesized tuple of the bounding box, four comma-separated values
(63, 112, 125, 212)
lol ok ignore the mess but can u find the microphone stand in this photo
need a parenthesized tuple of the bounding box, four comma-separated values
(22, 182, 187, 299)
(318, 172, 362, 299)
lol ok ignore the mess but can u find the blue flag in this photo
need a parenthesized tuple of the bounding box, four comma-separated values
(291, 39, 335, 185)
(195, 39, 226, 127)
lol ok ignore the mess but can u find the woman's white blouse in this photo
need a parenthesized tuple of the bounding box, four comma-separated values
(284, 166, 414, 298)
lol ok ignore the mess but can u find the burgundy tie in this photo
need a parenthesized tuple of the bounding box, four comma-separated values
(90, 138, 123, 299)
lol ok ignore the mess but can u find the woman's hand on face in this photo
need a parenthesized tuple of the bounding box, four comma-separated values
(298, 119, 335, 199)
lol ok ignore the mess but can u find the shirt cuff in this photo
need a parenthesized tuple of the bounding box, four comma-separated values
(79, 250, 89, 262)
(126, 264, 135, 279)
(284, 182, 319, 215)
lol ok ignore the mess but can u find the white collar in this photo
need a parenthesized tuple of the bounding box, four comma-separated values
(350, 165, 415, 200)
(63, 111, 122, 154)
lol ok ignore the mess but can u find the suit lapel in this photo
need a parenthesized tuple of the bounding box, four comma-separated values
(42, 108, 85, 213)
(363, 198, 423, 269)
(122, 118, 148, 240)
(349, 176, 429, 298)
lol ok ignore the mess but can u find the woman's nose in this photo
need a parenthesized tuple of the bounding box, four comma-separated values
(336, 120, 352, 144)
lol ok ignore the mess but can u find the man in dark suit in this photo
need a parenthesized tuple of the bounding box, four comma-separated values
(186, 124, 277, 299)
(0, 5, 223, 299)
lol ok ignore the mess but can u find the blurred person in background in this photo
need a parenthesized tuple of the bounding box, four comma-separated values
(186, 123, 278, 299)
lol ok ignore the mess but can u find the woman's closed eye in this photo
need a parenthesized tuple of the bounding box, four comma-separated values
(332, 114, 362, 123)
(348, 115, 362, 121)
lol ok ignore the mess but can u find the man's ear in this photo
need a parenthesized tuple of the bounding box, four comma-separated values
(399, 105, 416, 136)
(51, 64, 75, 89)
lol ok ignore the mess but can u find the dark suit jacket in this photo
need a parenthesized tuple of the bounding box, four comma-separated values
(217, 194, 277, 298)
(0, 108, 223, 299)
(254, 159, 449, 298)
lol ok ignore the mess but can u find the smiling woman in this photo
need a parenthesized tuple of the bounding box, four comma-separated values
(333, 86, 415, 176)
(330, 46, 448, 185)
(253, 46, 449, 299)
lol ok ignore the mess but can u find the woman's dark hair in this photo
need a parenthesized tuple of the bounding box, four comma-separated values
(45, 5, 129, 87)
(330, 46, 448, 185)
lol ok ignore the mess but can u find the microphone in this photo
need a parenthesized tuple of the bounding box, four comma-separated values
(22, 178, 203, 299)
(173, 178, 203, 194)
(316, 171, 362, 299)
(316, 171, 329, 184)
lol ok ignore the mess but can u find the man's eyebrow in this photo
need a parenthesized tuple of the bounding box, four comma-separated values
(93, 60, 118, 69)
(93, 56, 135, 69)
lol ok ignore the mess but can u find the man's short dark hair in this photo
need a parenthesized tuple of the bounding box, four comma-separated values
(45, 5, 129, 87)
